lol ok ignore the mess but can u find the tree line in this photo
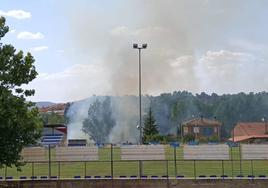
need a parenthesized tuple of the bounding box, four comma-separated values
(81, 91, 268, 143)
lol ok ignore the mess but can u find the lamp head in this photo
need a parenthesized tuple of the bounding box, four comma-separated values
(142, 44, 147, 49)
(133, 44, 138, 49)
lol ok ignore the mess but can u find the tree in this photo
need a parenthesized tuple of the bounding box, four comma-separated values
(40, 112, 66, 124)
(183, 134, 195, 143)
(82, 97, 115, 143)
(0, 17, 42, 169)
(143, 107, 159, 143)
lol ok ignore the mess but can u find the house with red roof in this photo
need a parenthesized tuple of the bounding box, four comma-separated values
(230, 122, 268, 143)
(39, 103, 67, 116)
(182, 117, 221, 141)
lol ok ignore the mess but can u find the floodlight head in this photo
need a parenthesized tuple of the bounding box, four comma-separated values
(133, 44, 138, 49)
(142, 44, 147, 49)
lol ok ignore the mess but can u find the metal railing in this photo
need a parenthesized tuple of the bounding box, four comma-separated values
(1, 144, 268, 179)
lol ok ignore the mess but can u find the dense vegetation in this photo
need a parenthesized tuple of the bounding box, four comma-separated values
(40, 112, 66, 125)
(150, 91, 268, 138)
(0, 17, 42, 169)
(63, 91, 268, 143)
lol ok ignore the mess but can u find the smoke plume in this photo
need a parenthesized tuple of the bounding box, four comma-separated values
(61, 0, 268, 142)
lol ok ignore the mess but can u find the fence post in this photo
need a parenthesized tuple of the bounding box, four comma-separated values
(48, 144, 51, 178)
(32, 162, 34, 177)
(110, 144, 113, 179)
(166, 160, 169, 179)
(193, 160, 196, 180)
(139, 161, 142, 178)
(4, 165, 7, 180)
(84, 161, 87, 178)
(230, 146, 234, 179)
(239, 144, 242, 176)
(221, 160, 224, 179)
(58, 161, 60, 179)
(174, 146, 177, 177)
(251, 160, 254, 179)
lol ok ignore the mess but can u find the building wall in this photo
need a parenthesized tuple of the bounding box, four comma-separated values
(183, 125, 220, 140)
(43, 127, 66, 135)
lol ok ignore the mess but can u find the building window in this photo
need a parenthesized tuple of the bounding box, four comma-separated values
(203, 127, 214, 136)
(184, 127, 188, 134)
(214, 127, 217, 133)
(193, 127, 199, 133)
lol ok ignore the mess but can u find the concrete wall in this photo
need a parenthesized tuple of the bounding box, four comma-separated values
(1, 179, 268, 188)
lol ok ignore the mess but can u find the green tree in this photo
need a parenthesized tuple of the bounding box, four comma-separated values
(82, 97, 115, 143)
(183, 134, 195, 143)
(143, 107, 159, 143)
(0, 17, 42, 169)
(40, 112, 66, 124)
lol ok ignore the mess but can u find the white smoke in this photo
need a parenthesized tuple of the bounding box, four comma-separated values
(66, 97, 96, 141)
(66, 95, 150, 143)
(109, 96, 150, 143)
(58, 0, 268, 142)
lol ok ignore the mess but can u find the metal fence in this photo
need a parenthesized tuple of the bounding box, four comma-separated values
(1, 144, 268, 180)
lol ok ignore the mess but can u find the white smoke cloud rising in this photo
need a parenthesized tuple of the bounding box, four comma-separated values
(66, 97, 95, 141)
(60, 0, 268, 98)
(27, 1, 268, 142)
(28, 0, 268, 102)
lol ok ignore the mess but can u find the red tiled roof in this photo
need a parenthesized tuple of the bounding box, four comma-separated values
(182, 118, 221, 127)
(233, 122, 267, 136)
(229, 135, 268, 142)
(230, 122, 268, 142)
(39, 103, 66, 113)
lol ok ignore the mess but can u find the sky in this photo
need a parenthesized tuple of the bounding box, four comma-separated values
(1, 0, 268, 102)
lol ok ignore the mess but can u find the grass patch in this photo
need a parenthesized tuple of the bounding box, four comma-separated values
(0, 145, 267, 178)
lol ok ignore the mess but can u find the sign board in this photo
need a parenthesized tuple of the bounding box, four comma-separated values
(184, 144, 229, 160)
(242, 144, 268, 159)
(55, 146, 98, 161)
(21, 147, 46, 162)
(121, 145, 165, 160)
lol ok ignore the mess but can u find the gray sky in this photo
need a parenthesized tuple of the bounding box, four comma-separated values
(2, 0, 268, 102)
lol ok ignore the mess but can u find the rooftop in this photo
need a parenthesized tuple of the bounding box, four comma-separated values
(233, 122, 267, 137)
(39, 103, 67, 115)
(230, 122, 268, 142)
(182, 117, 221, 127)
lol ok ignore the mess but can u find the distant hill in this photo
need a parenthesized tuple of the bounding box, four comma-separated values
(35, 101, 56, 108)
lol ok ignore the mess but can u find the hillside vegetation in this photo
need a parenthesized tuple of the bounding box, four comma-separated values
(41, 91, 268, 140)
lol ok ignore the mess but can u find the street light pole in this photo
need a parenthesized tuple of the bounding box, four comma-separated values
(138, 48, 142, 145)
(133, 43, 147, 145)
(262, 117, 267, 134)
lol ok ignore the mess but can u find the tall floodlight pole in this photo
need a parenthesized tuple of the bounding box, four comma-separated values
(133, 43, 147, 145)
(262, 117, 267, 133)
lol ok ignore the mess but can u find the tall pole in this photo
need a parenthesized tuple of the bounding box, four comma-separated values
(139, 48, 142, 145)
(262, 117, 266, 134)
(133, 43, 147, 145)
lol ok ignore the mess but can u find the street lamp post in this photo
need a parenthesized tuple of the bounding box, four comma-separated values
(133, 43, 147, 145)
(262, 117, 267, 134)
